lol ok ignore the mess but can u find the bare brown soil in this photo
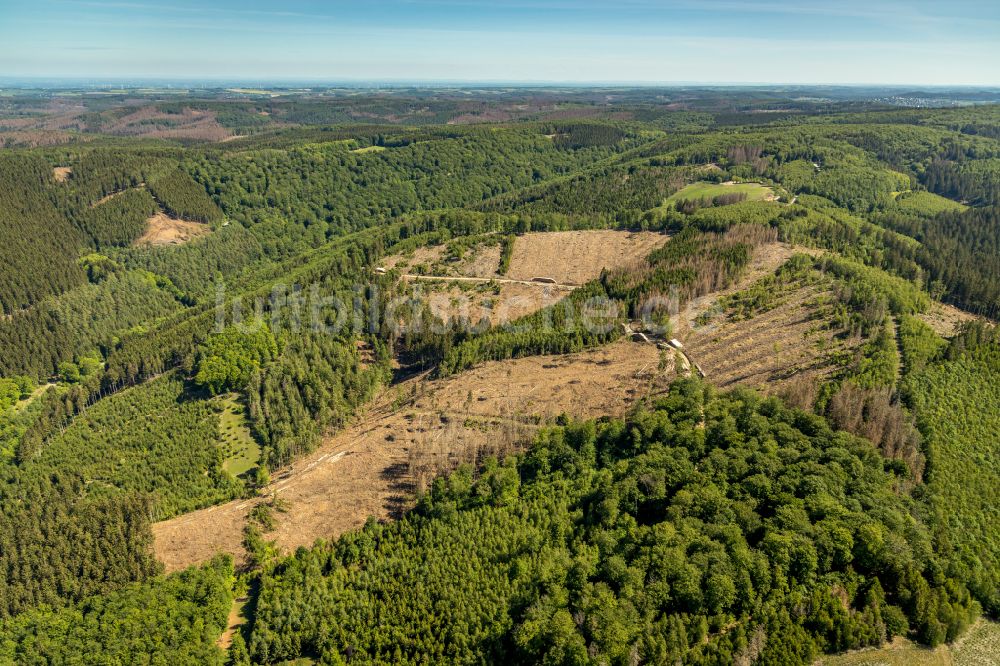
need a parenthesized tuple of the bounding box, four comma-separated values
(675, 242, 820, 339)
(1, 100, 242, 144)
(385, 241, 501, 278)
(107, 106, 232, 141)
(918, 301, 977, 337)
(505, 231, 669, 285)
(385, 230, 669, 325)
(152, 239, 840, 573)
(1, 131, 79, 148)
(678, 242, 849, 397)
(383, 230, 668, 285)
(382, 244, 446, 271)
(135, 212, 210, 246)
(152, 340, 668, 572)
(458, 243, 503, 278)
(686, 284, 847, 392)
(407, 280, 571, 327)
(52, 166, 72, 182)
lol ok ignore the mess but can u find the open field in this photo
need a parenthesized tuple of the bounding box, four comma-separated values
(665, 180, 777, 205)
(405, 279, 572, 327)
(676, 243, 847, 397)
(893, 190, 968, 215)
(382, 243, 448, 272)
(135, 211, 210, 246)
(386, 230, 669, 325)
(385, 231, 669, 284)
(685, 282, 847, 395)
(52, 166, 72, 182)
(818, 620, 1000, 666)
(917, 300, 978, 337)
(505, 230, 669, 284)
(152, 339, 668, 572)
(676, 242, 820, 337)
(217, 394, 259, 478)
(452, 242, 503, 278)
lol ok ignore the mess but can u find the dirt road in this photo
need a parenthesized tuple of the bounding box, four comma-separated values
(403, 274, 578, 289)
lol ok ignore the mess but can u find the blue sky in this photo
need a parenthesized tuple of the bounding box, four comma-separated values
(1, 0, 999, 84)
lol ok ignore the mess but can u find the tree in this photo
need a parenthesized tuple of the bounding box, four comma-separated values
(195, 325, 278, 395)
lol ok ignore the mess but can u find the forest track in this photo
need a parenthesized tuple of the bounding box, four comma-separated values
(90, 183, 145, 208)
(403, 274, 579, 289)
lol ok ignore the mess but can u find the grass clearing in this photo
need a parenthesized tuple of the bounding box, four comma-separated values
(952, 620, 1000, 665)
(818, 620, 1000, 666)
(665, 180, 776, 205)
(217, 393, 260, 478)
(351, 145, 386, 154)
(818, 637, 951, 665)
(893, 190, 968, 215)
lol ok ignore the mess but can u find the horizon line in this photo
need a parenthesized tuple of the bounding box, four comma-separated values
(2, 76, 1000, 90)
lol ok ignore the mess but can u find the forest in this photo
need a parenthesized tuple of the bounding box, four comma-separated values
(0, 89, 997, 665)
(248, 381, 977, 664)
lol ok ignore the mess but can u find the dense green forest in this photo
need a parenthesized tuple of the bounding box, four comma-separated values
(0, 90, 998, 664)
(248, 380, 977, 664)
(0, 556, 232, 664)
(907, 325, 1000, 617)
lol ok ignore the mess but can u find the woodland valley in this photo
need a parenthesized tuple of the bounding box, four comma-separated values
(0, 85, 999, 665)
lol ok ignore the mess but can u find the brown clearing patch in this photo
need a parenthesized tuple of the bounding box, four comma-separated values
(135, 212, 210, 246)
(505, 230, 669, 285)
(382, 244, 446, 271)
(384, 241, 502, 279)
(677, 242, 849, 397)
(107, 106, 231, 141)
(387, 230, 669, 326)
(457, 243, 503, 278)
(383, 230, 667, 285)
(918, 301, 978, 338)
(52, 166, 72, 182)
(153, 240, 836, 572)
(675, 242, 820, 338)
(410, 280, 570, 327)
(152, 339, 669, 572)
(685, 284, 849, 395)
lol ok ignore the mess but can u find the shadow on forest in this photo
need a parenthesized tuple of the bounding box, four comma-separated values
(380, 461, 413, 519)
